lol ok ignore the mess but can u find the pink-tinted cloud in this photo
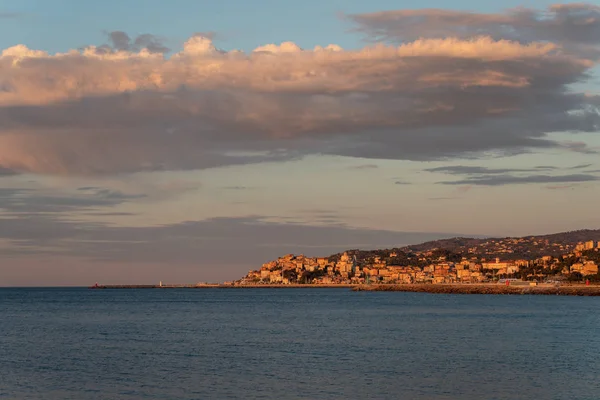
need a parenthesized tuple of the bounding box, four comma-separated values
(348, 3, 600, 48)
(0, 5, 598, 175)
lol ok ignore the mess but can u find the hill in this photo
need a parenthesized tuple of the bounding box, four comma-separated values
(236, 229, 600, 286)
(328, 229, 600, 264)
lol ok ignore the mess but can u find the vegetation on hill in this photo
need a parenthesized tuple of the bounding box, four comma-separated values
(325, 229, 600, 262)
(530, 229, 600, 244)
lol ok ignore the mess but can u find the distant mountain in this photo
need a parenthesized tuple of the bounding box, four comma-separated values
(328, 229, 600, 262)
(526, 229, 600, 244)
(403, 229, 600, 253)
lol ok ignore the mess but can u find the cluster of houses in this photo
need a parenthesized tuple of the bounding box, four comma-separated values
(234, 240, 600, 285)
(575, 240, 598, 252)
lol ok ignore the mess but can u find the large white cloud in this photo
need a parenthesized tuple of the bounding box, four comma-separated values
(0, 6, 599, 175)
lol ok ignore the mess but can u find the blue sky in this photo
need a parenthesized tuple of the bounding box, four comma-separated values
(1, 0, 600, 285)
(0, 0, 576, 52)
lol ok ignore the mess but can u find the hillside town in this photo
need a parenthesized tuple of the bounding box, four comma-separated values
(233, 239, 600, 286)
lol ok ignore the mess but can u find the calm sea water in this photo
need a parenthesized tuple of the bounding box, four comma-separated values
(1, 288, 599, 400)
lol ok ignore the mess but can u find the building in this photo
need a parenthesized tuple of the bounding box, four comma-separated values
(336, 252, 357, 278)
(481, 258, 518, 273)
(571, 262, 598, 276)
(575, 241, 596, 251)
(583, 262, 599, 275)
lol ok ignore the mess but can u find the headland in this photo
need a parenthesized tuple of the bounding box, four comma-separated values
(234, 232, 600, 287)
(90, 230, 600, 296)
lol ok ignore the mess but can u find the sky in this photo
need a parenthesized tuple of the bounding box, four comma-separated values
(1, 0, 600, 286)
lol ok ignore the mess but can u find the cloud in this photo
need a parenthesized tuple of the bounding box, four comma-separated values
(193, 31, 217, 41)
(0, 12, 21, 18)
(100, 30, 170, 54)
(348, 3, 600, 48)
(0, 212, 472, 282)
(6, 186, 475, 282)
(426, 163, 599, 176)
(569, 163, 593, 169)
(0, 166, 17, 176)
(438, 173, 600, 186)
(0, 186, 145, 213)
(292, 209, 346, 225)
(424, 165, 536, 175)
(222, 186, 253, 190)
(298, 208, 339, 216)
(428, 197, 458, 201)
(349, 164, 379, 170)
(85, 212, 137, 216)
(560, 141, 598, 154)
(77, 187, 147, 200)
(0, 5, 599, 175)
(394, 180, 411, 185)
(545, 184, 577, 190)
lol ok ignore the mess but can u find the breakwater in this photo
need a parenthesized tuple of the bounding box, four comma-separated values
(90, 284, 219, 289)
(88, 284, 355, 289)
(352, 284, 600, 296)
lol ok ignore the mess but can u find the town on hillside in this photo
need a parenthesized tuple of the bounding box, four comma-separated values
(232, 238, 600, 286)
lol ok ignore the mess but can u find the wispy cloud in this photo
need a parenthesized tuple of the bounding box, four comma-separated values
(0, 187, 145, 214)
(424, 165, 536, 175)
(349, 164, 379, 170)
(428, 197, 458, 201)
(0, 12, 21, 19)
(545, 184, 577, 190)
(192, 31, 217, 41)
(426, 164, 600, 179)
(348, 3, 600, 48)
(0, 166, 17, 176)
(569, 163, 593, 170)
(0, 214, 468, 266)
(222, 186, 254, 190)
(76, 187, 147, 200)
(99, 30, 170, 54)
(438, 174, 600, 186)
(85, 212, 138, 216)
(561, 141, 598, 154)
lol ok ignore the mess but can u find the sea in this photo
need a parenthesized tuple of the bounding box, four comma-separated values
(1, 288, 599, 400)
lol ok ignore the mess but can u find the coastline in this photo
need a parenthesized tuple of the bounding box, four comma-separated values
(88, 283, 600, 295)
(352, 283, 600, 296)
